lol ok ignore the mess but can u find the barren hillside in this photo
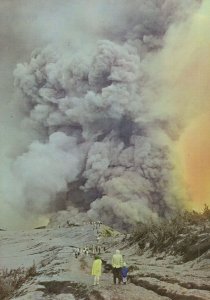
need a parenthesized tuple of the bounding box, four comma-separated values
(1, 213, 210, 300)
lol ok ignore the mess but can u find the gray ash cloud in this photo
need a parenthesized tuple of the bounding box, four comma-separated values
(0, 0, 201, 229)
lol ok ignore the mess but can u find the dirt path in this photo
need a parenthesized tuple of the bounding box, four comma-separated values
(2, 226, 210, 299)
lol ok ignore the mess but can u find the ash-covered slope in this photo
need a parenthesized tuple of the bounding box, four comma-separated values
(131, 209, 210, 263)
(1, 217, 210, 300)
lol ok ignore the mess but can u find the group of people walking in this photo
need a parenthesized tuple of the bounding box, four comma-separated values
(71, 220, 128, 286)
(73, 219, 105, 259)
(74, 245, 106, 258)
(74, 247, 89, 258)
(91, 249, 128, 286)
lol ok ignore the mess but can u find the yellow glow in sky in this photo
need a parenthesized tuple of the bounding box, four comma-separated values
(178, 114, 210, 210)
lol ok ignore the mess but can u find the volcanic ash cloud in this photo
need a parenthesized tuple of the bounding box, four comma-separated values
(0, 0, 204, 229)
(12, 38, 177, 227)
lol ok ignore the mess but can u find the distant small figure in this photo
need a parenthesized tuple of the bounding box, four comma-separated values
(78, 248, 81, 256)
(74, 248, 80, 258)
(112, 250, 123, 285)
(121, 262, 129, 285)
(98, 221, 102, 227)
(82, 248, 87, 256)
(85, 247, 89, 256)
(91, 255, 102, 286)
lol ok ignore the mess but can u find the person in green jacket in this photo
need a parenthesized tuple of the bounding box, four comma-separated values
(112, 250, 123, 284)
(91, 255, 102, 285)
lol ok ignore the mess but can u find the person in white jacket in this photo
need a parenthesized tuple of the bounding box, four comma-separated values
(111, 250, 123, 284)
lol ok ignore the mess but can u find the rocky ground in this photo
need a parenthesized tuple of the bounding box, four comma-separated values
(1, 222, 210, 300)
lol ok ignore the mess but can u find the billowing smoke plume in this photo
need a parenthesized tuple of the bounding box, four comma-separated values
(0, 0, 205, 229)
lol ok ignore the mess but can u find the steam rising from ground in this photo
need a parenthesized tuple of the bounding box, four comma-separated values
(0, 0, 206, 229)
